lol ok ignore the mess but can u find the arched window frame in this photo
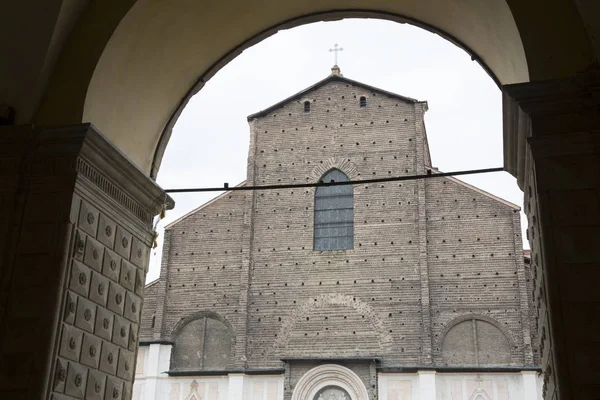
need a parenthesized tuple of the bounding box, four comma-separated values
(304, 100, 311, 112)
(313, 169, 354, 251)
(359, 96, 367, 107)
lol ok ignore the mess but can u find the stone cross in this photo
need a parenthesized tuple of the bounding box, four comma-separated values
(329, 43, 343, 65)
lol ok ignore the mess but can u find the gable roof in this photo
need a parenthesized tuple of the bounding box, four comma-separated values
(428, 167, 520, 211)
(164, 181, 246, 229)
(247, 74, 423, 120)
(144, 278, 159, 288)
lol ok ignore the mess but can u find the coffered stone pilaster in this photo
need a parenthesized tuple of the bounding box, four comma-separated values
(0, 124, 173, 399)
(503, 70, 600, 400)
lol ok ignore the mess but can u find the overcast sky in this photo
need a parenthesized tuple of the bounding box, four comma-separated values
(148, 19, 526, 282)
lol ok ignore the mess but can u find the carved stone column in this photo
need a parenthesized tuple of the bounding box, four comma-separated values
(503, 71, 600, 400)
(0, 124, 172, 399)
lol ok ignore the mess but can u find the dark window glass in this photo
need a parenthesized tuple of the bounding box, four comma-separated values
(314, 169, 354, 251)
(359, 96, 367, 107)
(304, 101, 311, 112)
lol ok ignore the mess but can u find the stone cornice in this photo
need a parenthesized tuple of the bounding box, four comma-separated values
(40, 123, 174, 224)
(502, 70, 600, 189)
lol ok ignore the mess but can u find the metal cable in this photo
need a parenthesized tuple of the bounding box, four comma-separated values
(164, 167, 504, 193)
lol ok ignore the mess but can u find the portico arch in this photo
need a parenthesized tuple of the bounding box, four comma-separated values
(2, 2, 599, 400)
(31, 0, 594, 177)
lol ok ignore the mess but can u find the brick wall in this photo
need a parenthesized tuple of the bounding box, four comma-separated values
(141, 77, 536, 377)
(158, 190, 247, 368)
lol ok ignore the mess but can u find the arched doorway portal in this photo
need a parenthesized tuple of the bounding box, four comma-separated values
(2, 2, 599, 400)
(292, 364, 369, 400)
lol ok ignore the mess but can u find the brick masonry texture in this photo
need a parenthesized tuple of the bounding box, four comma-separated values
(141, 76, 537, 376)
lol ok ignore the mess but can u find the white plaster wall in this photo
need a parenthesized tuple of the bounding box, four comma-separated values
(243, 375, 285, 400)
(379, 372, 543, 400)
(154, 376, 229, 400)
(134, 347, 540, 400)
(378, 373, 420, 400)
(133, 345, 284, 400)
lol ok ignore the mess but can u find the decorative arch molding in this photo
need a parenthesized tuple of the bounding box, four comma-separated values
(437, 314, 515, 350)
(273, 293, 392, 352)
(291, 364, 369, 400)
(310, 158, 359, 182)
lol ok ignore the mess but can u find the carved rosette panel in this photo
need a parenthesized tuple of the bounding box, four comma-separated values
(52, 193, 151, 400)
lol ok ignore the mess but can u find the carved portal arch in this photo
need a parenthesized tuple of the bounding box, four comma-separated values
(291, 364, 369, 400)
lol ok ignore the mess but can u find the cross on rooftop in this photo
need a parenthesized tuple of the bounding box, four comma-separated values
(329, 43, 343, 66)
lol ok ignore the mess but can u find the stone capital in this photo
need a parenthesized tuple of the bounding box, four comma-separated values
(39, 124, 174, 224)
(502, 69, 600, 189)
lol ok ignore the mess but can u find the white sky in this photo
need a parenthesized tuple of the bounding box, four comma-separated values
(148, 19, 526, 282)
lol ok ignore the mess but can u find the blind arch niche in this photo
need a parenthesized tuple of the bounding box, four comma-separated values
(441, 317, 512, 366)
(171, 314, 233, 371)
(314, 169, 354, 251)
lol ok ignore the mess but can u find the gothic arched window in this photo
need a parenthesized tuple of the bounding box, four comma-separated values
(314, 169, 354, 251)
(359, 96, 367, 107)
(304, 101, 311, 112)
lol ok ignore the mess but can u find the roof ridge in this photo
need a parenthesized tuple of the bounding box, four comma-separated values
(145, 278, 159, 288)
(247, 74, 424, 120)
(164, 180, 247, 229)
(427, 167, 521, 210)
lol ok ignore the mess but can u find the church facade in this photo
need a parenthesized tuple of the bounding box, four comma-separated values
(133, 70, 541, 400)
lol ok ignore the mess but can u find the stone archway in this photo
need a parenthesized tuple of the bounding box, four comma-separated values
(36, 1, 540, 175)
(291, 364, 369, 400)
(2, 2, 600, 400)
